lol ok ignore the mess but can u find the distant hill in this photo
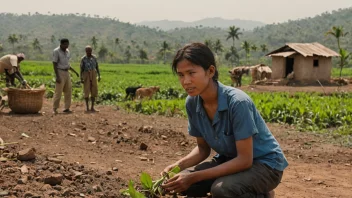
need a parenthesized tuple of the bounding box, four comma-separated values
(0, 8, 351, 66)
(138, 17, 265, 30)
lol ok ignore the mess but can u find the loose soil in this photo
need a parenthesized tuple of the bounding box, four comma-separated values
(0, 94, 351, 197)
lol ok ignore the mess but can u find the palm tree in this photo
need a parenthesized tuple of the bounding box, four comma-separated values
(326, 26, 350, 77)
(115, 38, 120, 52)
(338, 48, 351, 78)
(251, 44, 257, 52)
(214, 39, 223, 55)
(32, 38, 42, 52)
(98, 43, 108, 62)
(204, 39, 213, 50)
(139, 49, 148, 64)
(225, 46, 239, 66)
(91, 36, 98, 49)
(326, 26, 349, 49)
(260, 44, 268, 53)
(159, 41, 170, 64)
(226, 26, 242, 49)
(51, 35, 56, 44)
(124, 49, 132, 63)
(8, 34, 19, 53)
(241, 41, 251, 64)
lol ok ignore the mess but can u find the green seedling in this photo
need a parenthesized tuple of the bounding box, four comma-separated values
(120, 165, 181, 198)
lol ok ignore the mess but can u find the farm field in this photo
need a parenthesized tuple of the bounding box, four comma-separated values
(0, 62, 352, 198)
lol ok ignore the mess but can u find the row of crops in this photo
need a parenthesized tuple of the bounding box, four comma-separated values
(1, 61, 351, 135)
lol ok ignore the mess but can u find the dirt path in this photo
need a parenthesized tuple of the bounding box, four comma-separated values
(0, 100, 351, 197)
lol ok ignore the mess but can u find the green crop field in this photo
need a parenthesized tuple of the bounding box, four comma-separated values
(1, 61, 352, 136)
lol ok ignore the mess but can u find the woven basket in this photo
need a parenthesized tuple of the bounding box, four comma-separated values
(5, 88, 46, 114)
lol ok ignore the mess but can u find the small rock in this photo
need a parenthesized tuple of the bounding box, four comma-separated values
(92, 185, 103, 192)
(181, 141, 187, 146)
(112, 167, 118, 172)
(17, 176, 28, 184)
(44, 174, 64, 185)
(20, 165, 29, 174)
(40, 184, 53, 191)
(79, 193, 85, 197)
(161, 135, 167, 140)
(47, 157, 62, 164)
(46, 190, 58, 196)
(0, 191, 9, 196)
(74, 128, 80, 132)
(17, 148, 36, 161)
(139, 157, 148, 161)
(106, 170, 112, 175)
(139, 143, 148, 150)
(74, 171, 83, 179)
(88, 136, 96, 142)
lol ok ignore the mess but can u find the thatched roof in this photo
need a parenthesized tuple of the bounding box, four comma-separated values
(266, 42, 340, 57)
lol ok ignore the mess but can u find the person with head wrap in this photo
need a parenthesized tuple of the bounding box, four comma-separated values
(0, 53, 27, 87)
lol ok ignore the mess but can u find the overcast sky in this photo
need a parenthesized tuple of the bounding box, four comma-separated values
(0, 0, 351, 24)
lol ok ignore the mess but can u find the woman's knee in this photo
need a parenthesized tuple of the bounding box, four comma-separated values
(211, 179, 242, 198)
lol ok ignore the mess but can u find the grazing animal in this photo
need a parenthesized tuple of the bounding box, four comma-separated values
(228, 66, 250, 87)
(135, 86, 160, 99)
(125, 85, 142, 100)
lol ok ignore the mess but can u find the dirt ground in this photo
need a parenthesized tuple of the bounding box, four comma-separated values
(0, 93, 351, 197)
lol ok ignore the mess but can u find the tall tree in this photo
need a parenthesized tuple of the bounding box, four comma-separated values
(139, 49, 148, 64)
(226, 26, 242, 49)
(8, 34, 19, 53)
(98, 43, 108, 62)
(226, 26, 242, 65)
(32, 38, 42, 52)
(115, 38, 120, 52)
(325, 26, 349, 49)
(0, 43, 3, 52)
(225, 46, 239, 67)
(51, 35, 56, 44)
(251, 44, 257, 52)
(326, 26, 350, 77)
(260, 44, 268, 53)
(241, 41, 251, 64)
(159, 41, 170, 64)
(204, 39, 213, 50)
(124, 49, 132, 63)
(214, 39, 223, 55)
(91, 36, 98, 49)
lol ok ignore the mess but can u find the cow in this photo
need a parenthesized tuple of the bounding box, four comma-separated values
(125, 85, 142, 100)
(135, 86, 160, 99)
(250, 64, 272, 83)
(228, 66, 251, 87)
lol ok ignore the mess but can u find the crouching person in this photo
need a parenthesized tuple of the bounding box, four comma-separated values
(0, 53, 27, 87)
(80, 45, 101, 112)
(161, 43, 288, 198)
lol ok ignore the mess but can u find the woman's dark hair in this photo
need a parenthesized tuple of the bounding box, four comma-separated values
(171, 42, 218, 81)
(60, 38, 69, 44)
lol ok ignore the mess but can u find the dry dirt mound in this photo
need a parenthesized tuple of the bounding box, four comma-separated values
(0, 100, 351, 198)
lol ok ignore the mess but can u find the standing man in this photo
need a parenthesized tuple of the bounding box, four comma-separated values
(52, 38, 79, 114)
(80, 45, 101, 112)
(0, 53, 27, 87)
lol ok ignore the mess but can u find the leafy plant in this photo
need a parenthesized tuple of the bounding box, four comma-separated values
(120, 166, 181, 198)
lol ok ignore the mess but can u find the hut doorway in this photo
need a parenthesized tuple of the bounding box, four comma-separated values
(285, 58, 294, 77)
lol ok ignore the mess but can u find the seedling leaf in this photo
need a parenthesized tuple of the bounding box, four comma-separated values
(140, 172, 153, 190)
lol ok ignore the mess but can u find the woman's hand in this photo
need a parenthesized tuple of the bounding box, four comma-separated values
(162, 172, 195, 193)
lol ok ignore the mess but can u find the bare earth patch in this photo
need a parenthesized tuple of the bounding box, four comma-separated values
(0, 99, 351, 197)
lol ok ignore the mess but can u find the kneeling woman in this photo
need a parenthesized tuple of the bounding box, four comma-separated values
(162, 43, 288, 198)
